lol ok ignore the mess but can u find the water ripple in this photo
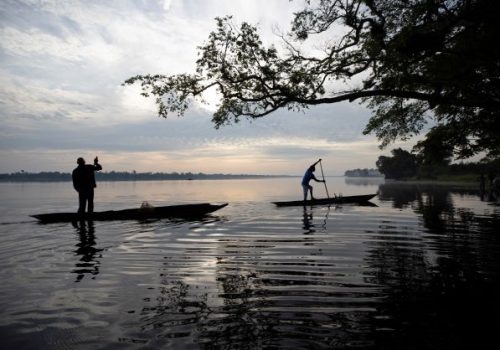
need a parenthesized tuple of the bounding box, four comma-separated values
(1, 181, 500, 349)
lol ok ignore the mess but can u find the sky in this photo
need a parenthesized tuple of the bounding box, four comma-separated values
(0, 0, 409, 176)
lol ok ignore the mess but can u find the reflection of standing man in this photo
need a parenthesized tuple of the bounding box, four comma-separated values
(72, 157, 102, 214)
(72, 220, 101, 282)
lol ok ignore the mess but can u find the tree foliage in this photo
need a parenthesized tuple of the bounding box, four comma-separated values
(413, 126, 454, 166)
(376, 148, 419, 179)
(412, 125, 455, 177)
(124, 0, 500, 158)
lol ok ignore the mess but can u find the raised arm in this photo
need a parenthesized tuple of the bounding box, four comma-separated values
(311, 158, 322, 168)
(93, 156, 102, 171)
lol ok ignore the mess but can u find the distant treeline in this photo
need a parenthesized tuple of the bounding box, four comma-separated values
(376, 148, 500, 181)
(0, 171, 289, 182)
(344, 168, 383, 177)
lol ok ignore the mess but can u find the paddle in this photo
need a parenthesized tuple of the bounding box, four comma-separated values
(318, 159, 330, 199)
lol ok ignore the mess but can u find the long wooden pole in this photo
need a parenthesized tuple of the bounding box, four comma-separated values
(319, 159, 330, 199)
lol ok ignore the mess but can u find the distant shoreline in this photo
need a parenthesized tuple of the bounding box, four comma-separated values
(0, 171, 295, 182)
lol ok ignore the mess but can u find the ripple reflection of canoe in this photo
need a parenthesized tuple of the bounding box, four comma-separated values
(32, 203, 228, 223)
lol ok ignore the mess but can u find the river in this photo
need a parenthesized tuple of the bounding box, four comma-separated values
(0, 177, 499, 349)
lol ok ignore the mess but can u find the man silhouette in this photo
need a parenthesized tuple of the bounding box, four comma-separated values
(72, 156, 102, 214)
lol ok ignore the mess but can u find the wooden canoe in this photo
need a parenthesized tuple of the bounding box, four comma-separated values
(32, 203, 228, 223)
(273, 194, 377, 207)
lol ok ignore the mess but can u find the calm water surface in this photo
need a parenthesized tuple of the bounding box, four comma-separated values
(0, 177, 499, 349)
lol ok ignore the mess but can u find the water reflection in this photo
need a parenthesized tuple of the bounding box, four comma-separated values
(485, 189, 498, 202)
(378, 181, 499, 207)
(367, 183, 500, 349)
(7, 180, 500, 349)
(136, 185, 500, 349)
(66, 185, 500, 348)
(302, 205, 335, 234)
(380, 184, 455, 233)
(302, 207, 315, 234)
(130, 208, 374, 348)
(344, 177, 385, 187)
(72, 220, 102, 282)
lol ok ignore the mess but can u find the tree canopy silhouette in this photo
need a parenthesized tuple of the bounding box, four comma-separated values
(376, 148, 419, 179)
(124, 0, 500, 158)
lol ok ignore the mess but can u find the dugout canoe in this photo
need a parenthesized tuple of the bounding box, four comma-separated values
(273, 194, 377, 207)
(32, 203, 228, 223)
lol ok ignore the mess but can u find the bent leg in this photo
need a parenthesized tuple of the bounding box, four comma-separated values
(302, 185, 309, 201)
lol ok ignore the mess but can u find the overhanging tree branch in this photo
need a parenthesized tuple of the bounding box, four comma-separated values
(125, 0, 500, 158)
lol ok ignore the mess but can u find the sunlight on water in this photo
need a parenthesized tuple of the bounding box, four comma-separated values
(0, 178, 499, 349)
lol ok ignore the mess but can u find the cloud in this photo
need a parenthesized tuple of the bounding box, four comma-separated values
(0, 0, 388, 175)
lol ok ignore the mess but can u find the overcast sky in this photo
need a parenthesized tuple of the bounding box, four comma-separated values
(0, 0, 406, 176)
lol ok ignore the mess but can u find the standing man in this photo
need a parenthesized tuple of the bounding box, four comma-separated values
(302, 159, 325, 201)
(72, 156, 102, 214)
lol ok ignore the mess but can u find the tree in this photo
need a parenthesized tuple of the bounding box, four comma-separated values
(124, 0, 500, 158)
(413, 126, 454, 167)
(412, 125, 454, 177)
(376, 148, 418, 179)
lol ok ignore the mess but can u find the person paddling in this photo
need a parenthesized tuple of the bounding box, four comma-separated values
(302, 159, 325, 201)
